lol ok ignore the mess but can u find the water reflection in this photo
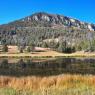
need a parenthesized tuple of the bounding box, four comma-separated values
(0, 58, 95, 76)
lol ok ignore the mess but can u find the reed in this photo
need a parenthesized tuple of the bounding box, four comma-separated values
(0, 74, 95, 91)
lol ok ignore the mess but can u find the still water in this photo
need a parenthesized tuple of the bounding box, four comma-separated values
(0, 58, 95, 76)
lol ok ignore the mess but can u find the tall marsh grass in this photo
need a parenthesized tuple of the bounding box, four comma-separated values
(0, 74, 95, 95)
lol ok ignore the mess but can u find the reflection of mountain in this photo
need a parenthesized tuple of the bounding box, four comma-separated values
(0, 58, 95, 77)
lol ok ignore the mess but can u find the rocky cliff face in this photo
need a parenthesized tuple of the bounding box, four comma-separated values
(0, 12, 95, 31)
(20, 12, 95, 31)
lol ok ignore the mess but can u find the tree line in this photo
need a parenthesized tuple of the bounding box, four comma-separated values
(0, 26, 95, 53)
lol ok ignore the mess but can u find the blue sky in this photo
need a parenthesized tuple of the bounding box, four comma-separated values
(0, 0, 95, 24)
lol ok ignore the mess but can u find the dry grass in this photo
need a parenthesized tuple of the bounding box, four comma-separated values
(0, 74, 95, 95)
(1, 50, 95, 58)
(1, 46, 95, 57)
(0, 50, 64, 58)
(0, 74, 95, 91)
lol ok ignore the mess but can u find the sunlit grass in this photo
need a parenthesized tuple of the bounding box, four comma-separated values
(0, 74, 95, 94)
(0, 86, 95, 95)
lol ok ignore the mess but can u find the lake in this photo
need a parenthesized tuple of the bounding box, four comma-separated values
(0, 57, 95, 77)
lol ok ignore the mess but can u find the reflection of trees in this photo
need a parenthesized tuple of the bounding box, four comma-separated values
(0, 58, 95, 77)
(0, 59, 8, 68)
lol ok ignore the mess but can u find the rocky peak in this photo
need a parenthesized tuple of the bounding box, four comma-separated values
(1, 12, 95, 31)
(27, 12, 95, 31)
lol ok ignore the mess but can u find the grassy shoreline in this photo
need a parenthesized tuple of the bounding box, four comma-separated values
(1, 45, 95, 58)
(1, 52, 95, 58)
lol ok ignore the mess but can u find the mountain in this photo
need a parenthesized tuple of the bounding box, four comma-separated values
(1, 12, 95, 53)
(23, 12, 95, 31)
(0, 12, 95, 31)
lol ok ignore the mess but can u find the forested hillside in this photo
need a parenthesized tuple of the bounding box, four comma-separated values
(0, 12, 95, 53)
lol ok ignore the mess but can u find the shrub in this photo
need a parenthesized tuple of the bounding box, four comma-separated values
(2, 44, 8, 52)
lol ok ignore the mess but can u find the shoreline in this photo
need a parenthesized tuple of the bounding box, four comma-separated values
(1, 46, 95, 58)
(0, 52, 95, 58)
